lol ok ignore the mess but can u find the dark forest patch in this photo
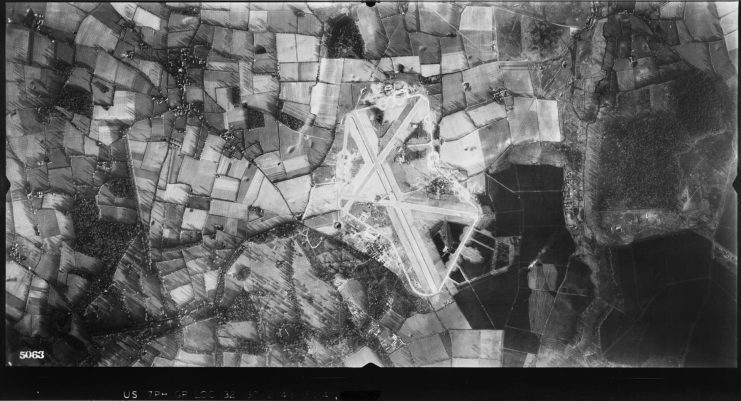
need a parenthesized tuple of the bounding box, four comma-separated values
(325, 15, 365, 59)
(597, 112, 689, 210)
(672, 73, 734, 137)
(57, 85, 94, 117)
(70, 195, 141, 313)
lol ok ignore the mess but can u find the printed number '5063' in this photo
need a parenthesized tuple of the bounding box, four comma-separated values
(19, 351, 44, 359)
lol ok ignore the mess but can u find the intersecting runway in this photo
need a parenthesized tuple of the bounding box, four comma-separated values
(337, 94, 481, 297)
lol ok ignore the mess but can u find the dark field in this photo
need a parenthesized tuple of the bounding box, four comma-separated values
(601, 232, 736, 366)
(456, 165, 588, 362)
(714, 185, 737, 255)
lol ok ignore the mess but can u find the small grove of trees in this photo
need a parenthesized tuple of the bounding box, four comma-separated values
(54, 60, 73, 81)
(275, 100, 305, 130)
(54, 85, 94, 117)
(528, 21, 565, 57)
(248, 206, 265, 218)
(248, 221, 299, 243)
(107, 177, 135, 198)
(553, 143, 583, 170)
(597, 112, 689, 210)
(235, 338, 268, 355)
(352, 259, 421, 320)
(419, 74, 441, 85)
(23, 8, 44, 31)
(325, 15, 365, 59)
(425, 177, 454, 200)
(229, 264, 251, 282)
(244, 106, 265, 129)
(372, 108, 384, 126)
(273, 319, 310, 363)
(221, 291, 259, 322)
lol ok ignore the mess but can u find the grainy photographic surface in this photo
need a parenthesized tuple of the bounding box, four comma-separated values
(4, 1, 737, 368)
